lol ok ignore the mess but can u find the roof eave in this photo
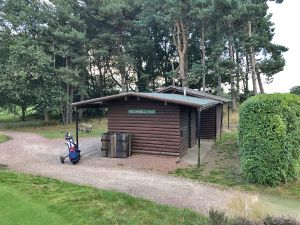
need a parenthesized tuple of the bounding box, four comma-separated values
(156, 85, 231, 103)
(72, 92, 219, 109)
(132, 93, 219, 109)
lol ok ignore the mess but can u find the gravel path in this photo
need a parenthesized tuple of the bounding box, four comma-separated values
(0, 130, 255, 215)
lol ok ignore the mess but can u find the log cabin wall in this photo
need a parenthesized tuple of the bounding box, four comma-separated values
(179, 107, 198, 156)
(179, 107, 189, 155)
(191, 109, 197, 146)
(107, 99, 182, 156)
(200, 106, 217, 139)
(157, 88, 223, 141)
(216, 104, 223, 137)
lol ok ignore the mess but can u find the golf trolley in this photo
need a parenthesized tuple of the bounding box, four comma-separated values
(60, 133, 81, 164)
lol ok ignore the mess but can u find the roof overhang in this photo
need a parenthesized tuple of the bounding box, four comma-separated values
(156, 85, 231, 103)
(72, 92, 220, 110)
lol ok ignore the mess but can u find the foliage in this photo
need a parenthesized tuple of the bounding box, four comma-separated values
(290, 86, 300, 96)
(239, 94, 300, 186)
(0, 169, 208, 225)
(209, 209, 229, 225)
(0, 120, 59, 129)
(208, 209, 299, 225)
(173, 131, 300, 202)
(264, 216, 300, 225)
(0, 0, 287, 122)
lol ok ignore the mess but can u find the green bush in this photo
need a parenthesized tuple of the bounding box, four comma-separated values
(238, 94, 300, 186)
(209, 209, 228, 225)
(208, 209, 300, 225)
(0, 120, 59, 129)
(264, 216, 299, 225)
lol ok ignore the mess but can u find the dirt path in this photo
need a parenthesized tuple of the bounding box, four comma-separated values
(0, 131, 261, 215)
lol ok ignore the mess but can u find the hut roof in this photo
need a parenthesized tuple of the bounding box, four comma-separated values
(72, 92, 219, 109)
(156, 85, 231, 103)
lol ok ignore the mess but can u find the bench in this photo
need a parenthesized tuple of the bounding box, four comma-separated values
(78, 123, 93, 133)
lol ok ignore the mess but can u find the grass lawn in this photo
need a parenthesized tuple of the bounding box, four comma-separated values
(0, 169, 207, 225)
(0, 109, 108, 139)
(15, 118, 108, 139)
(0, 133, 9, 143)
(172, 131, 300, 201)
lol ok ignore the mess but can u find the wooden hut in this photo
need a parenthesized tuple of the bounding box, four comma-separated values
(156, 86, 231, 138)
(73, 92, 222, 157)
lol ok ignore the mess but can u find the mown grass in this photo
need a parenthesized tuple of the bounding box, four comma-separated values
(0, 109, 108, 139)
(173, 131, 300, 201)
(0, 133, 9, 143)
(0, 118, 108, 139)
(0, 169, 208, 225)
(19, 118, 108, 139)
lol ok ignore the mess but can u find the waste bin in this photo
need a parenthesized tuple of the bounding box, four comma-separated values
(101, 132, 132, 158)
(116, 133, 132, 158)
(101, 132, 110, 157)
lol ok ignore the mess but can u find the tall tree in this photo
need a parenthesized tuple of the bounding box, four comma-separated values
(50, 0, 88, 124)
(142, 0, 196, 87)
(0, 0, 55, 121)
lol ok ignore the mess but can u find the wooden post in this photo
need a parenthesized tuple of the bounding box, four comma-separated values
(197, 109, 201, 167)
(227, 102, 230, 130)
(220, 104, 223, 140)
(75, 108, 79, 147)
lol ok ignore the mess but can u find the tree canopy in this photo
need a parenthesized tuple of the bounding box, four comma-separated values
(0, 0, 287, 121)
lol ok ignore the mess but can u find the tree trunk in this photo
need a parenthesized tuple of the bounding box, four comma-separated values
(179, 53, 188, 87)
(78, 94, 84, 120)
(21, 106, 26, 121)
(171, 61, 175, 86)
(60, 99, 65, 124)
(245, 54, 250, 97)
(43, 107, 49, 123)
(136, 57, 146, 92)
(121, 69, 126, 93)
(201, 25, 206, 92)
(257, 71, 265, 94)
(235, 49, 240, 103)
(65, 83, 69, 124)
(248, 21, 258, 95)
(69, 86, 74, 123)
(228, 35, 237, 112)
(173, 19, 188, 87)
(217, 75, 222, 96)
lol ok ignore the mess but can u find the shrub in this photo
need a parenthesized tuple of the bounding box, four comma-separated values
(0, 120, 59, 129)
(209, 209, 229, 225)
(239, 94, 300, 186)
(230, 217, 255, 225)
(208, 209, 300, 225)
(264, 216, 300, 225)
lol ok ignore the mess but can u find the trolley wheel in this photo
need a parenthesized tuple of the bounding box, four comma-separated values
(60, 156, 65, 164)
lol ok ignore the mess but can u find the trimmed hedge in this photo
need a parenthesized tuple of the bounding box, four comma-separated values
(238, 94, 300, 186)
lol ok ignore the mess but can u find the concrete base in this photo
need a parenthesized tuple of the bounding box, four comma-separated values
(181, 139, 214, 166)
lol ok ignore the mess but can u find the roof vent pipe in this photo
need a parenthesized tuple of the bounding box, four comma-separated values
(184, 87, 187, 96)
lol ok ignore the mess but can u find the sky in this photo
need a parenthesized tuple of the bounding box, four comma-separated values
(265, 1, 300, 93)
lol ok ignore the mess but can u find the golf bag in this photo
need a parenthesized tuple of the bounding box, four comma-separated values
(60, 133, 81, 164)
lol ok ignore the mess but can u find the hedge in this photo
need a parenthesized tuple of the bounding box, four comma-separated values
(238, 94, 300, 186)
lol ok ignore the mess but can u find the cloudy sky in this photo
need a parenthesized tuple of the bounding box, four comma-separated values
(265, 1, 299, 93)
